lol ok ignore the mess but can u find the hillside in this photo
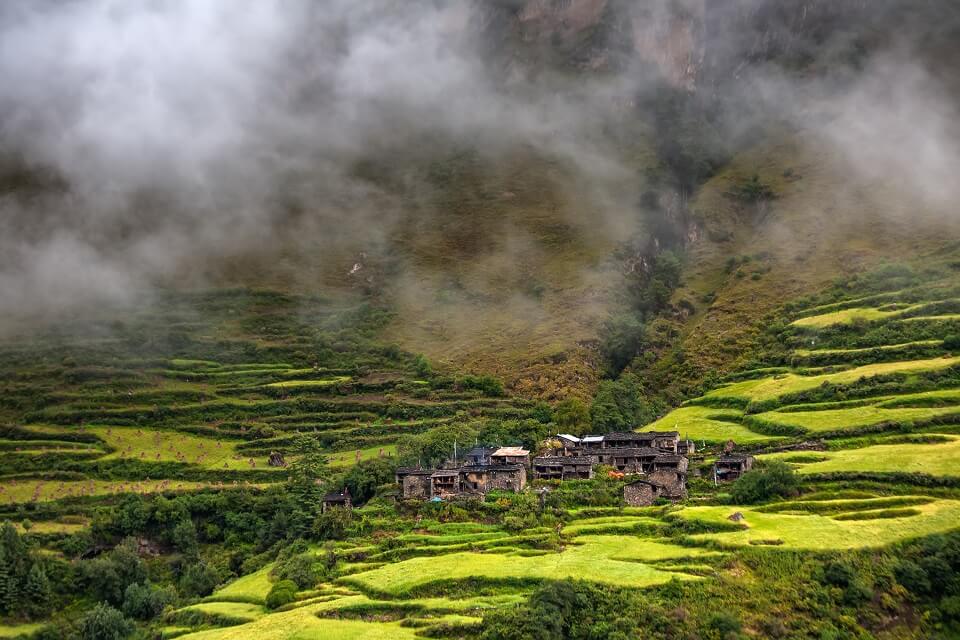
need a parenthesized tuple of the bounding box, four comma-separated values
(0, 0, 959, 638)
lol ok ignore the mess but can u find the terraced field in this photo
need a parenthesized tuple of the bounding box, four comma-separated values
(648, 274, 960, 474)
(0, 289, 535, 521)
(163, 490, 959, 639)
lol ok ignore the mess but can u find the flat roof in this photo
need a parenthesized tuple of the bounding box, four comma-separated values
(492, 446, 529, 457)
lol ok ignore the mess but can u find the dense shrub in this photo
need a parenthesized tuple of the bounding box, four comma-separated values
(729, 462, 800, 504)
(121, 582, 174, 620)
(76, 603, 134, 640)
(265, 579, 298, 610)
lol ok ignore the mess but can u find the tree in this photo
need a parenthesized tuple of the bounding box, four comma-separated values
(599, 313, 647, 376)
(589, 374, 655, 432)
(24, 562, 52, 618)
(0, 546, 13, 615)
(77, 603, 134, 640)
(553, 398, 589, 434)
(122, 582, 173, 620)
(179, 561, 221, 598)
(729, 462, 800, 504)
(343, 458, 396, 505)
(171, 519, 199, 559)
(82, 538, 148, 606)
(286, 435, 330, 536)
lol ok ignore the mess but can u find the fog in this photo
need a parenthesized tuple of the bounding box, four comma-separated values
(0, 0, 958, 333)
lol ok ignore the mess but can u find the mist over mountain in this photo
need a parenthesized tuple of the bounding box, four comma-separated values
(1, 0, 959, 397)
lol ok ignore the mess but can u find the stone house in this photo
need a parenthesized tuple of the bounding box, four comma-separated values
(650, 431, 680, 453)
(579, 435, 605, 451)
(460, 464, 526, 493)
(602, 432, 653, 449)
(430, 469, 461, 497)
(554, 434, 582, 455)
(623, 479, 666, 507)
(648, 468, 687, 499)
(321, 487, 352, 512)
(532, 455, 595, 480)
(677, 439, 696, 455)
(491, 446, 530, 467)
(395, 468, 433, 499)
(463, 446, 497, 466)
(652, 454, 689, 474)
(714, 454, 755, 482)
(598, 447, 660, 473)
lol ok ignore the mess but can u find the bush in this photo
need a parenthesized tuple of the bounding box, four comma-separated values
(77, 603, 134, 640)
(179, 561, 221, 598)
(944, 335, 960, 351)
(729, 462, 800, 504)
(706, 611, 742, 637)
(265, 579, 298, 610)
(274, 552, 319, 590)
(122, 582, 174, 620)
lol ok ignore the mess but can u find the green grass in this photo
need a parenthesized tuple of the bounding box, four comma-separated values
(0, 623, 44, 638)
(640, 406, 776, 443)
(679, 499, 960, 550)
(793, 340, 942, 357)
(88, 426, 282, 472)
(325, 444, 397, 468)
(791, 306, 916, 328)
(265, 377, 352, 389)
(16, 519, 88, 535)
(178, 594, 421, 640)
(762, 435, 960, 476)
(0, 479, 226, 505)
(208, 566, 275, 604)
(342, 536, 712, 596)
(179, 601, 265, 622)
(705, 356, 960, 403)
(752, 405, 960, 433)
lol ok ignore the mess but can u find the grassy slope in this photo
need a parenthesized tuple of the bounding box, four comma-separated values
(763, 435, 960, 476)
(644, 131, 960, 397)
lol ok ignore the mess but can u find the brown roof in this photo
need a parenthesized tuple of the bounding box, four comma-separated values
(492, 447, 530, 457)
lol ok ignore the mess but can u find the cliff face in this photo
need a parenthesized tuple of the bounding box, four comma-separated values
(477, 0, 886, 89)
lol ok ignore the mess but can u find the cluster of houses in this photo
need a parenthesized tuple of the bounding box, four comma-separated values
(396, 446, 530, 500)
(393, 431, 756, 507)
(540, 432, 691, 506)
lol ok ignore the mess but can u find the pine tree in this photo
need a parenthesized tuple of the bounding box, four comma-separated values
(0, 546, 10, 616)
(24, 562, 51, 619)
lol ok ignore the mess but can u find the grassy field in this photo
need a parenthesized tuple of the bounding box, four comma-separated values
(0, 623, 44, 638)
(265, 376, 352, 389)
(640, 406, 777, 444)
(679, 499, 960, 550)
(763, 435, 960, 476)
(705, 356, 960, 403)
(89, 426, 279, 471)
(325, 444, 398, 469)
(206, 566, 274, 604)
(791, 306, 915, 328)
(793, 339, 942, 357)
(0, 479, 229, 505)
(342, 535, 707, 596)
(751, 406, 960, 433)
